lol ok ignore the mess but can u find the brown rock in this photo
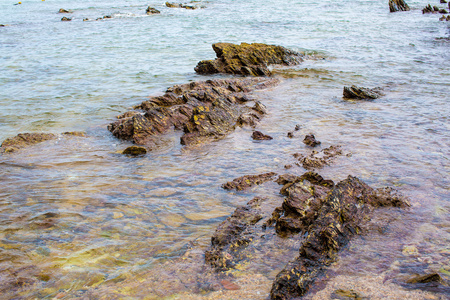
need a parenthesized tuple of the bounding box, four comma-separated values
(195, 43, 304, 76)
(389, 0, 410, 12)
(252, 131, 273, 140)
(146, 6, 160, 14)
(122, 146, 148, 156)
(294, 145, 343, 169)
(222, 172, 277, 191)
(303, 134, 321, 147)
(1, 133, 56, 153)
(343, 85, 383, 100)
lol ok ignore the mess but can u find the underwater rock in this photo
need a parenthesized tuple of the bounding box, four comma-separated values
(330, 289, 367, 300)
(58, 8, 71, 13)
(122, 146, 148, 156)
(108, 77, 279, 148)
(294, 145, 343, 169)
(195, 43, 304, 76)
(61, 17, 72, 21)
(303, 134, 321, 147)
(146, 6, 160, 14)
(165, 2, 199, 9)
(1, 133, 56, 153)
(389, 0, 410, 12)
(62, 131, 86, 137)
(406, 273, 442, 284)
(269, 175, 410, 299)
(343, 85, 383, 100)
(252, 131, 273, 140)
(222, 172, 277, 191)
(207, 170, 410, 299)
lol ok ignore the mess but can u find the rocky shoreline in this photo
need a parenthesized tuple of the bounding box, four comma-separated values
(1, 39, 449, 299)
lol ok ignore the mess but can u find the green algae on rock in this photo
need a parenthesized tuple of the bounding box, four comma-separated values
(195, 43, 304, 76)
(108, 78, 279, 148)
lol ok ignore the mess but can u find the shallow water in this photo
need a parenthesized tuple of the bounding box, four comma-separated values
(0, 0, 449, 298)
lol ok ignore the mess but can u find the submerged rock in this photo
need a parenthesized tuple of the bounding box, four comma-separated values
(389, 0, 410, 12)
(61, 17, 72, 21)
(303, 134, 321, 147)
(343, 85, 383, 100)
(252, 131, 273, 140)
(207, 170, 410, 299)
(1, 133, 56, 153)
(58, 8, 71, 13)
(122, 146, 148, 156)
(146, 6, 161, 14)
(222, 172, 277, 191)
(165, 2, 200, 9)
(108, 77, 279, 148)
(294, 145, 343, 169)
(195, 43, 304, 76)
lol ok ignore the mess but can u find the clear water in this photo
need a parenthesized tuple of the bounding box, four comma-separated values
(0, 0, 449, 298)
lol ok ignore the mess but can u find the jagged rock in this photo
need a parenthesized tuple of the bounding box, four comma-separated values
(222, 172, 277, 191)
(441, 0, 447, 3)
(389, 0, 410, 12)
(58, 8, 71, 13)
(195, 43, 304, 76)
(406, 273, 442, 284)
(1, 133, 57, 153)
(423, 4, 433, 13)
(343, 85, 383, 100)
(287, 132, 294, 138)
(252, 131, 273, 140)
(122, 146, 148, 156)
(108, 78, 279, 148)
(61, 17, 72, 21)
(269, 175, 409, 299)
(303, 134, 321, 147)
(206, 171, 409, 299)
(439, 9, 448, 13)
(294, 145, 343, 169)
(146, 6, 160, 14)
(434, 5, 440, 11)
(165, 2, 199, 9)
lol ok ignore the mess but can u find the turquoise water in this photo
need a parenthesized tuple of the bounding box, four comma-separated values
(0, 0, 449, 298)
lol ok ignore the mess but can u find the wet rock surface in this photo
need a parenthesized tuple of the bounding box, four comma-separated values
(303, 134, 321, 147)
(122, 146, 148, 156)
(293, 145, 343, 169)
(1, 133, 57, 153)
(195, 43, 304, 76)
(222, 172, 278, 191)
(165, 2, 202, 9)
(108, 77, 279, 148)
(343, 85, 383, 100)
(208, 169, 410, 300)
(146, 6, 161, 14)
(389, 0, 410, 12)
(252, 131, 273, 140)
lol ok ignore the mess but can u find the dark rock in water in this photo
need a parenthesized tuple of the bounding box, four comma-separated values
(222, 172, 277, 191)
(389, 0, 410, 12)
(422, 4, 433, 13)
(330, 289, 366, 300)
(122, 146, 147, 156)
(195, 43, 304, 76)
(62, 131, 86, 137)
(439, 8, 448, 13)
(108, 77, 279, 148)
(294, 145, 343, 169)
(146, 6, 161, 14)
(343, 85, 383, 100)
(165, 2, 199, 9)
(61, 17, 72, 21)
(103, 15, 112, 19)
(59, 8, 71, 13)
(441, 0, 447, 3)
(252, 131, 273, 140)
(303, 134, 321, 147)
(205, 197, 264, 269)
(269, 175, 410, 299)
(406, 273, 442, 284)
(1, 133, 56, 153)
(294, 124, 301, 131)
(206, 170, 409, 299)
(287, 132, 294, 138)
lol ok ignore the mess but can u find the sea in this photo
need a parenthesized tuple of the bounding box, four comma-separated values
(0, 0, 449, 298)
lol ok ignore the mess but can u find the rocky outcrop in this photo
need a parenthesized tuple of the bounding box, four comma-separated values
(207, 170, 409, 299)
(108, 78, 279, 148)
(389, 0, 410, 12)
(195, 43, 304, 76)
(222, 172, 277, 191)
(343, 85, 383, 100)
(58, 8, 72, 13)
(165, 2, 202, 9)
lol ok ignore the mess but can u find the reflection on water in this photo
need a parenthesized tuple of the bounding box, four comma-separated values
(0, 0, 449, 298)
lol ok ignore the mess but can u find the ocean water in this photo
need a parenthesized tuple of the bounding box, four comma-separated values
(0, 0, 449, 298)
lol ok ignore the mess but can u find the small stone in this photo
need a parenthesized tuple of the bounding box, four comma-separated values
(59, 8, 71, 13)
(406, 273, 442, 284)
(402, 245, 419, 256)
(439, 9, 448, 13)
(284, 164, 293, 169)
(62, 131, 86, 137)
(294, 124, 301, 131)
(252, 131, 273, 140)
(122, 146, 147, 156)
(303, 134, 321, 147)
(287, 132, 294, 138)
(343, 85, 383, 100)
(220, 279, 240, 290)
(61, 17, 72, 21)
(441, 0, 447, 3)
(330, 289, 365, 300)
(146, 6, 161, 14)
